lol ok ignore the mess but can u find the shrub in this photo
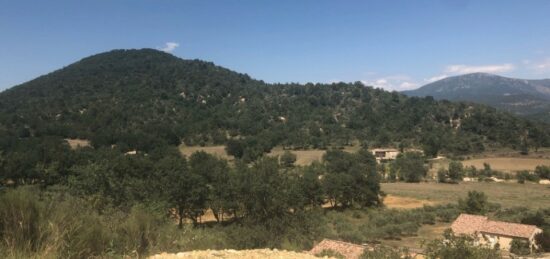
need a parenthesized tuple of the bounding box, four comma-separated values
(510, 238, 531, 255)
(315, 249, 345, 259)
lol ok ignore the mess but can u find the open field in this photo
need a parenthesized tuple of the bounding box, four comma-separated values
(383, 195, 435, 209)
(65, 138, 91, 149)
(180, 145, 363, 165)
(382, 182, 550, 209)
(179, 145, 234, 160)
(462, 157, 550, 172)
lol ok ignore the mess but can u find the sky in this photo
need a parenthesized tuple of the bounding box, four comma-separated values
(1, 0, 550, 91)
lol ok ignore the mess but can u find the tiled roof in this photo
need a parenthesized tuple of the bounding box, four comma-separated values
(481, 220, 541, 239)
(451, 213, 542, 239)
(309, 239, 366, 259)
(451, 214, 488, 235)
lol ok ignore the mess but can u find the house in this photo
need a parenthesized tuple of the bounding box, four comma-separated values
(451, 213, 542, 251)
(371, 148, 400, 161)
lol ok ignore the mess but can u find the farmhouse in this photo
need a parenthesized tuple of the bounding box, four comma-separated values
(371, 148, 400, 161)
(451, 213, 542, 251)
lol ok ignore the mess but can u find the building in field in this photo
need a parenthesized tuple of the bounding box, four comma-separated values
(371, 148, 400, 161)
(451, 213, 542, 252)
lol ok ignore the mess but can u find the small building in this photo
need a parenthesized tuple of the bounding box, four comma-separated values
(371, 148, 400, 161)
(451, 213, 542, 252)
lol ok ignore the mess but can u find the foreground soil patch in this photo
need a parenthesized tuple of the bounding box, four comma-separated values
(149, 249, 324, 259)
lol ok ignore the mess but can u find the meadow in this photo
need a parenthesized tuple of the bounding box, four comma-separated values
(382, 181, 550, 209)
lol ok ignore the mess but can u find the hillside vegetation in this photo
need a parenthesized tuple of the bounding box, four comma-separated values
(1, 49, 550, 258)
(1, 49, 549, 179)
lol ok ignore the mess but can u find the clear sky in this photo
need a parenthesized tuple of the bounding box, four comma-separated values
(1, 0, 550, 91)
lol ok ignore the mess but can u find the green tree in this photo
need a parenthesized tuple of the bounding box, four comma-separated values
(448, 161, 464, 182)
(280, 150, 297, 168)
(392, 152, 427, 183)
(458, 191, 488, 215)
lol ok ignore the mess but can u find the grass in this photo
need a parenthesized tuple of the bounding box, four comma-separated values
(382, 182, 550, 209)
(380, 221, 451, 250)
(462, 157, 550, 172)
(179, 145, 234, 160)
(180, 145, 363, 166)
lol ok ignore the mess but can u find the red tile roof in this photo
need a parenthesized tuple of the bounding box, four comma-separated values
(451, 213, 542, 239)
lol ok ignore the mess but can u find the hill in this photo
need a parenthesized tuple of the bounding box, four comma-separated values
(402, 73, 550, 121)
(0, 49, 549, 172)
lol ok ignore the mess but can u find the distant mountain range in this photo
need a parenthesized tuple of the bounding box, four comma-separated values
(403, 73, 550, 122)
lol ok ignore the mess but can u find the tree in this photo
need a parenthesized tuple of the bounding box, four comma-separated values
(458, 191, 488, 215)
(322, 148, 381, 208)
(535, 165, 550, 180)
(160, 155, 208, 227)
(280, 150, 297, 168)
(448, 161, 464, 182)
(392, 152, 427, 183)
(188, 151, 230, 223)
(225, 139, 244, 159)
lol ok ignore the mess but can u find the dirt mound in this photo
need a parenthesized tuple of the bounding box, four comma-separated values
(149, 249, 329, 259)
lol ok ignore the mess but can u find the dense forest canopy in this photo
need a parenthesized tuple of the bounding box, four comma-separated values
(0, 48, 549, 183)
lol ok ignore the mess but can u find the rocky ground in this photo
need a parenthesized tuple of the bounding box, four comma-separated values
(149, 249, 329, 259)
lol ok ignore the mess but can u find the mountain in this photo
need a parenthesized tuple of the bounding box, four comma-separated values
(0, 49, 549, 172)
(403, 73, 550, 121)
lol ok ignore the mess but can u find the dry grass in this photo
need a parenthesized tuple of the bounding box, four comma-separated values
(179, 145, 234, 160)
(382, 182, 550, 209)
(267, 148, 327, 166)
(179, 145, 362, 166)
(383, 195, 435, 209)
(64, 138, 90, 149)
(462, 157, 550, 172)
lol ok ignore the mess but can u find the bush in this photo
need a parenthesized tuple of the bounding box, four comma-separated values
(315, 249, 345, 259)
(360, 246, 410, 259)
(510, 238, 531, 255)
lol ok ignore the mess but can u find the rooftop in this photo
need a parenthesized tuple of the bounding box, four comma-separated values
(451, 213, 542, 239)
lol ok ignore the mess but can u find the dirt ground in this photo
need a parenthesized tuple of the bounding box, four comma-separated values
(149, 249, 326, 259)
(65, 138, 91, 149)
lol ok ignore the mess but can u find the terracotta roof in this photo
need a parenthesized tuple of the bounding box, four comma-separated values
(451, 213, 542, 239)
(309, 239, 366, 259)
(481, 220, 542, 239)
(451, 214, 488, 235)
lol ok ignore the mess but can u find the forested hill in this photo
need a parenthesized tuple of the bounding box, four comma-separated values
(0, 49, 549, 162)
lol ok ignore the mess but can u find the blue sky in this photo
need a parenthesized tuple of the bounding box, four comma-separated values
(1, 0, 550, 91)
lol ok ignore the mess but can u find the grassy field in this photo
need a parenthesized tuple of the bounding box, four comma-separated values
(179, 145, 362, 165)
(382, 182, 550, 209)
(462, 157, 550, 172)
(179, 145, 234, 160)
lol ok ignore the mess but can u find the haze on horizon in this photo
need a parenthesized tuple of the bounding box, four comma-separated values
(1, 0, 550, 91)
